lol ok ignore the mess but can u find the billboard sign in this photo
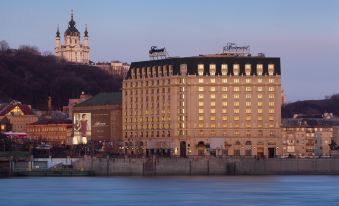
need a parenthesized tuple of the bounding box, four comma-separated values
(73, 113, 91, 144)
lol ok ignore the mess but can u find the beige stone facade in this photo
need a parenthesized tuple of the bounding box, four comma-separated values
(55, 12, 89, 64)
(122, 55, 282, 157)
(96, 61, 130, 78)
(282, 127, 332, 157)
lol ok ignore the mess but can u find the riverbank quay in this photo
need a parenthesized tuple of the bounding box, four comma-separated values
(73, 156, 339, 176)
(2, 156, 339, 177)
(0, 155, 88, 177)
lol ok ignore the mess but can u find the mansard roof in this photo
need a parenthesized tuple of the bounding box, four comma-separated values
(126, 54, 281, 79)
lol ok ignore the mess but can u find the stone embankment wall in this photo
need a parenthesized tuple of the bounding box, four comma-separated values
(73, 157, 339, 176)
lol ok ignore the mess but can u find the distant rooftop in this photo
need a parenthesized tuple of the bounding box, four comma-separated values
(75, 92, 122, 107)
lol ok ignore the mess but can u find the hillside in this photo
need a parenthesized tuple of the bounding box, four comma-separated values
(282, 94, 339, 118)
(0, 48, 122, 110)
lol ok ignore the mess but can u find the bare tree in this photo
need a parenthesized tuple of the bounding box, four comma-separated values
(0, 40, 10, 52)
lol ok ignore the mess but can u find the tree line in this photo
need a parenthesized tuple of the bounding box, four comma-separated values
(0, 41, 122, 110)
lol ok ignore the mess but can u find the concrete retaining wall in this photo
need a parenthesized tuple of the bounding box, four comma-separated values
(72, 157, 339, 176)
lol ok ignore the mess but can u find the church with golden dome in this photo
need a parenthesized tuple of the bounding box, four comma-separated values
(55, 12, 90, 64)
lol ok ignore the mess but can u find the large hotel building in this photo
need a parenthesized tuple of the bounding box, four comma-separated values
(122, 53, 282, 157)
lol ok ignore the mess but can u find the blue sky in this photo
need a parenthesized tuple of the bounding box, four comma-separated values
(1, 0, 338, 102)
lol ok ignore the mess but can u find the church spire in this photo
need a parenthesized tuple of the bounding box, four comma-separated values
(84, 24, 88, 37)
(56, 24, 60, 37)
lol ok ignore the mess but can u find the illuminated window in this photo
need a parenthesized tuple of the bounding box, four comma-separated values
(210, 64, 216, 75)
(245, 87, 252, 92)
(198, 64, 204, 76)
(198, 109, 204, 113)
(233, 87, 240, 92)
(245, 64, 251, 76)
(210, 78, 216, 83)
(234, 78, 240, 83)
(222, 102, 227, 107)
(222, 109, 227, 113)
(269, 87, 275, 92)
(269, 102, 275, 106)
(269, 109, 275, 113)
(210, 109, 216, 114)
(234, 94, 240, 99)
(246, 116, 251, 121)
(198, 78, 204, 83)
(257, 109, 263, 114)
(269, 116, 274, 121)
(221, 64, 228, 75)
(222, 116, 227, 121)
(199, 94, 204, 99)
(211, 102, 216, 107)
(233, 64, 240, 75)
(234, 109, 239, 114)
(257, 87, 263, 92)
(257, 94, 263, 99)
(268, 64, 274, 75)
(210, 116, 216, 121)
(269, 94, 274, 99)
(198, 87, 204, 92)
(234, 102, 240, 106)
(234, 116, 240, 120)
(246, 109, 251, 113)
(257, 102, 263, 107)
(246, 94, 251, 99)
(246, 102, 251, 106)
(198, 116, 204, 121)
(210, 87, 216, 92)
(198, 123, 203, 128)
(269, 79, 275, 83)
(222, 94, 227, 99)
(222, 79, 227, 83)
(210, 94, 216, 99)
(258, 116, 263, 120)
(222, 87, 227, 92)
(211, 123, 216, 128)
(257, 64, 263, 76)
(246, 78, 251, 83)
(198, 102, 204, 107)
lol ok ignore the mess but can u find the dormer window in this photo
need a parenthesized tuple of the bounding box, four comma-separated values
(233, 64, 239, 76)
(210, 64, 216, 76)
(169, 65, 173, 75)
(245, 64, 251, 76)
(221, 64, 228, 76)
(198, 64, 204, 76)
(152, 66, 156, 78)
(257, 64, 263, 76)
(180, 64, 187, 76)
(147, 67, 151, 78)
(268, 64, 274, 75)
(131, 68, 135, 79)
(157, 66, 162, 77)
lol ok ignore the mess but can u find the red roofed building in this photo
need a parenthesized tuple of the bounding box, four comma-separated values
(0, 100, 38, 132)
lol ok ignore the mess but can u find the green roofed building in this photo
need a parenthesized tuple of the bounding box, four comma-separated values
(72, 92, 122, 149)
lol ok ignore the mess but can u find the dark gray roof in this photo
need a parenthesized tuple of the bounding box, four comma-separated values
(75, 92, 122, 107)
(65, 14, 80, 35)
(126, 55, 281, 79)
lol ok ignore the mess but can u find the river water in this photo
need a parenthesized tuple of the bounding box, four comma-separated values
(1, 176, 339, 206)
